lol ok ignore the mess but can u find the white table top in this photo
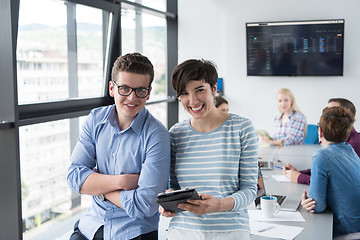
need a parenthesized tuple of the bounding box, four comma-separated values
(253, 144, 333, 240)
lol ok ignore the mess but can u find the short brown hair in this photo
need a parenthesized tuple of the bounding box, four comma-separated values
(328, 98, 356, 116)
(111, 52, 154, 86)
(319, 106, 355, 143)
(171, 59, 218, 97)
(214, 96, 228, 108)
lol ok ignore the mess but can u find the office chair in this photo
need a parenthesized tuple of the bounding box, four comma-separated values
(304, 124, 319, 144)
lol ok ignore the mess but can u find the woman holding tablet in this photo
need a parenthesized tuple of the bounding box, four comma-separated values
(159, 59, 258, 240)
(301, 106, 360, 238)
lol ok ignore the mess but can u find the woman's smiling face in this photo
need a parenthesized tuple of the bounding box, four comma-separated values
(179, 80, 216, 119)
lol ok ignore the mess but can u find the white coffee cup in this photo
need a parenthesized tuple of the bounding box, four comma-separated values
(260, 196, 281, 218)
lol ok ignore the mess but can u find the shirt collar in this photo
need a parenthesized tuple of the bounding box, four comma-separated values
(107, 105, 117, 127)
(130, 107, 147, 135)
(279, 111, 295, 118)
(288, 111, 295, 118)
(107, 105, 147, 135)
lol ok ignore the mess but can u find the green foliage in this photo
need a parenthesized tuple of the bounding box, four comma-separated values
(21, 179, 29, 201)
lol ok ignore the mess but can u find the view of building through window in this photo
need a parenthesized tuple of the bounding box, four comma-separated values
(17, 0, 69, 104)
(20, 119, 92, 240)
(17, 0, 107, 104)
(76, 4, 106, 99)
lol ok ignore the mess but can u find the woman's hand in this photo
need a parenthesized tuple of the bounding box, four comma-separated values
(178, 194, 234, 216)
(301, 191, 316, 213)
(158, 189, 177, 218)
(158, 205, 176, 218)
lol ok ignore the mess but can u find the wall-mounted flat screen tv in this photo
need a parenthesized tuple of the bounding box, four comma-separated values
(246, 19, 344, 76)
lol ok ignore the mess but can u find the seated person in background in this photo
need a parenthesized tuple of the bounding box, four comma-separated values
(259, 88, 306, 147)
(301, 106, 360, 238)
(214, 96, 229, 112)
(283, 98, 360, 184)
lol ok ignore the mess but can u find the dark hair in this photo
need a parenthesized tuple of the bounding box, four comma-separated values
(171, 59, 218, 97)
(214, 96, 228, 108)
(111, 52, 154, 86)
(319, 106, 355, 143)
(328, 98, 356, 116)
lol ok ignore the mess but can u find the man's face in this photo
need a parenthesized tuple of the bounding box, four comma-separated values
(110, 71, 151, 123)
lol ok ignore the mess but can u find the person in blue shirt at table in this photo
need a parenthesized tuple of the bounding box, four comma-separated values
(160, 59, 258, 240)
(301, 106, 360, 238)
(67, 53, 170, 240)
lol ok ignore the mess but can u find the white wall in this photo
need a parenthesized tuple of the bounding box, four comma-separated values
(177, 0, 360, 132)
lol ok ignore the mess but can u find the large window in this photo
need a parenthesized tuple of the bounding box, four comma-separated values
(20, 118, 91, 240)
(76, 5, 107, 98)
(17, 0, 68, 104)
(0, 0, 177, 239)
(17, 0, 110, 104)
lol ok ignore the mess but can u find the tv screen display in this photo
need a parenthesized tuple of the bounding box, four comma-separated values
(246, 19, 344, 76)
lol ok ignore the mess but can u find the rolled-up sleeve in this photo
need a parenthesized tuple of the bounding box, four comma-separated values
(119, 129, 170, 218)
(298, 169, 311, 185)
(67, 114, 97, 193)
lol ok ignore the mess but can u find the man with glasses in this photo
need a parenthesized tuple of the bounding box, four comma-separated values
(67, 53, 170, 240)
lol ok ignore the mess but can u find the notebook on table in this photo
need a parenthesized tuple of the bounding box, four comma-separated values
(255, 166, 301, 212)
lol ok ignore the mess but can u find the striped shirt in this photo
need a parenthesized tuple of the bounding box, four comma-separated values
(273, 111, 306, 146)
(168, 114, 258, 232)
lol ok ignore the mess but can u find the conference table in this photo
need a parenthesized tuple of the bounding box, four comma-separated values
(251, 144, 333, 240)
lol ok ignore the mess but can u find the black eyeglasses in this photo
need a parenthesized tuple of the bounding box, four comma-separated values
(112, 81, 150, 98)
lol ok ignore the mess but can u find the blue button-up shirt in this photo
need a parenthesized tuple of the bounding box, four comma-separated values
(67, 105, 170, 240)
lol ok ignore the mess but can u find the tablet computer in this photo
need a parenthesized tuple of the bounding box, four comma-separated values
(156, 188, 201, 213)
